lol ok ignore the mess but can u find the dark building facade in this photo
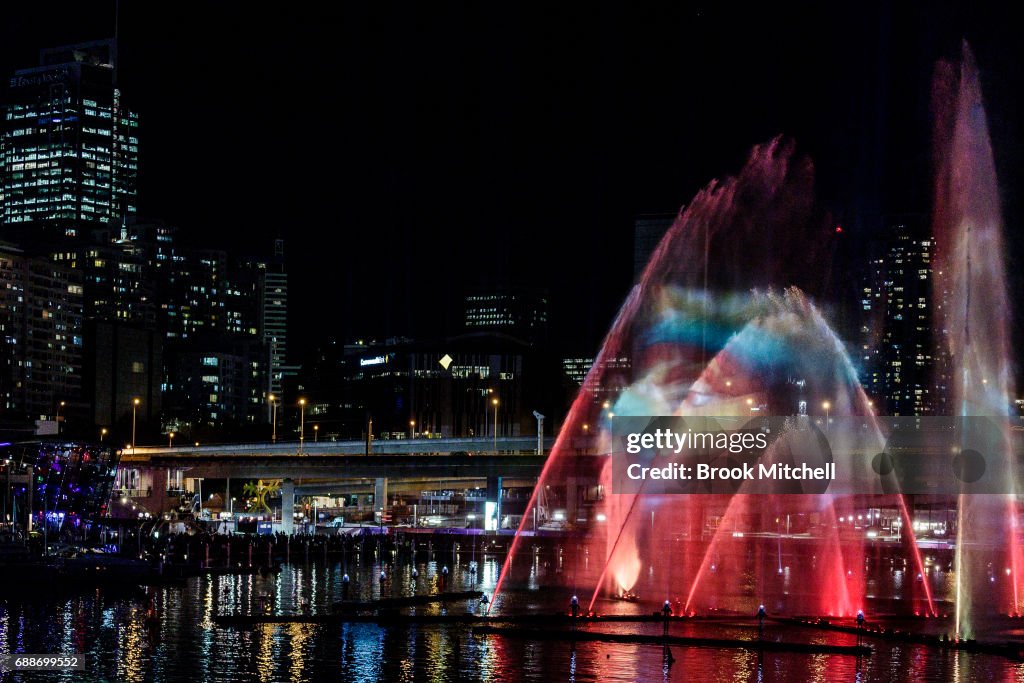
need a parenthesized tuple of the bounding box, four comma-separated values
(633, 213, 675, 280)
(83, 320, 162, 432)
(260, 240, 291, 409)
(463, 288, 548, 346)
(299, 334, 571, 442)
(164, 339, 265, 433)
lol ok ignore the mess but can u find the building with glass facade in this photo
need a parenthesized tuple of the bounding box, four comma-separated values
(859, 216, 949, 416)
(1, 40, 138, 237)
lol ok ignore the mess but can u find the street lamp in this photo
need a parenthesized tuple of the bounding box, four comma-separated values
(409, 420, 416, 439)
(492, 398, 499, 453)
(131, 397, 141, 451)
(268, 393, 278, 443)
(100, 427, 108, 443)
(56, 400, 66, 435)
(314, 424, 319, 442)
(822, 400, 831, 427)
(168, 431, 175, 448)
(298, 398, 307, 453)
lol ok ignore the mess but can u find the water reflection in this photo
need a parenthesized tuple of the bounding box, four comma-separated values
(1, 555, 1023, 681)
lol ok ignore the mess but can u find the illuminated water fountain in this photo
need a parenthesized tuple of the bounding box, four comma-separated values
(491, 46, 1014, 637)
(932, 43, 1021, 639)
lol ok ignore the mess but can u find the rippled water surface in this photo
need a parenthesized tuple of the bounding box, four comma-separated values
(2, 553, 1023, 682)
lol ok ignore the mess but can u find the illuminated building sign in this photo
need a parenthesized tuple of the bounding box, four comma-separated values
(360, 354, 392, 367)
(9, 69, 69, 89)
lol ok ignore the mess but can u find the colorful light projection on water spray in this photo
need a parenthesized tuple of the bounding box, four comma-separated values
(492, 45, 1019, 637)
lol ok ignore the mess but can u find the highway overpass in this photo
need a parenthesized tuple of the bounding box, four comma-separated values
(115, 436, 565, 528)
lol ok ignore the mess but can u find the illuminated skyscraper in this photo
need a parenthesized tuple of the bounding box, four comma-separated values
(859, 216, 948, 415)
(0, 40, 138, 238)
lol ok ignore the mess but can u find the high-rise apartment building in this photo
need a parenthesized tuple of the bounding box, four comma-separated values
(859, 216, 948, 416)
(0, 241, 83, 421)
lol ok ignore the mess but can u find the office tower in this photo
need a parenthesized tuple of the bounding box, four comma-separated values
(0, 40, 138, 238)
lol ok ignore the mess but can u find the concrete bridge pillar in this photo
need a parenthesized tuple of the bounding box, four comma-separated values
(281, 478, 295, 535)
(374, 478, 388, 511)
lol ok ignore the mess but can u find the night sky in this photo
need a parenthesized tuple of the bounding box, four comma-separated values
(3, 2, 1022, 364)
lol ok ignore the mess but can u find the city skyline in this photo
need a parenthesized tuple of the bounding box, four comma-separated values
(4, 2, 1022, 364)
(3, 6, 1024, 682)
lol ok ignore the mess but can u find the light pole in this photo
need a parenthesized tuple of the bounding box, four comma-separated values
(168, 431, 175, 448)
(298, 398, 307, 453)
(409, 420, 416, 439)
(56, 400, 65, 435)
(100, 427, 107, 443)
(822, 401, 831, 432)
(314, 424, 319, 442)
(268, 393, 278, 443)
(131, 397, 141, 451)
(533, 411, 545, 455)
(492, 398, 499, 453)
(484, 388, 493, 439)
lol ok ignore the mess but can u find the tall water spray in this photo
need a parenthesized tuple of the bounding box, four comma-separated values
(932, 43, 1019, 639)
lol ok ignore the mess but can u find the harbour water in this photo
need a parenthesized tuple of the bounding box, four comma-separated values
(2, 554, 1023, 682)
